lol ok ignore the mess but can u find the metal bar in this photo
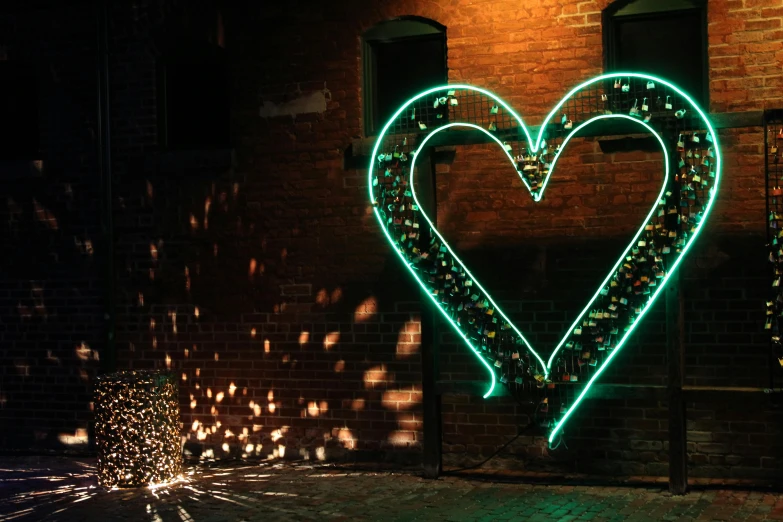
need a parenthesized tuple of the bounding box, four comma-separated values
(435, 381, 771, 399)
(348, 111, 765, 164)
(765, 111, 773, 393)
(667, 267, 687, 495)
(417, 147, 442, 480)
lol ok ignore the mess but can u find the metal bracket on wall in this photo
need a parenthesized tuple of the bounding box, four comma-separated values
(346, 111, 763, 170)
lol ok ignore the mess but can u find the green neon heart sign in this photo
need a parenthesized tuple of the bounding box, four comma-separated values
(368, 73, 721, 446)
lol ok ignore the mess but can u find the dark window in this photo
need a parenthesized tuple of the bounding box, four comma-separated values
(0, 62, 39, 159)
(603, 0, 708, 107)
(363, 18, 447, 136)
(158, 56, 230, 150)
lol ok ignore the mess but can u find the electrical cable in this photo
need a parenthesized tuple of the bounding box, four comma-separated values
(443, 393, 547, 474)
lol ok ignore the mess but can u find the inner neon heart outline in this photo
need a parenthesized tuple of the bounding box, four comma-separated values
(367, 73, 722, 444)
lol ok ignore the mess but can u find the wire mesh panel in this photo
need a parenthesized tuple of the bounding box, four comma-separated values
(765, 109, 783, 393)
(367, 73, 721, 447)
(94, 370, 182, 488)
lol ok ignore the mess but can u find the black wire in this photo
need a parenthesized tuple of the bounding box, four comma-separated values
(443, 419, 539, 474)
(443, 390, 546, 474)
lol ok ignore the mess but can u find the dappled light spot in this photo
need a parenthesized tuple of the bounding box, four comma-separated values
(190, 399, 197, 409)
(150, 243, 158, 261)
(298, 331, 309, 345)
(216, 392, 224, 403)
(387, 430, 416, 446)
(334, 428, 355, 450)
(146, 180, 154, 200)
(57, 429, 88, 446)
(323, 332, 339, 351)
(194, 307, 200, 319)
(264, 339, 270, 353)
(190, 213, 199, 230)
(328, 288, 342, 306)
(268, 403, 276, 413)
(229, 383, 237, 396)
(75, 342, 93, 361)
(150, 318, 156, 330)
(248, 258, 257, 279)
(74, 237, 93, 255)
(204, 197, 211, 229)
(165, 354, 172, 369)
(250, 328, 256, 338)
(363, 364, 389, 389)
(152, 336, 158, 349)
(33, 199, 58, 230)
(351, 398, 365, 411)
(138, 292, 144, 306)
(334, 360, 345, 373)
(17, 302, 32, 319)
(354, 296, 377, 322)
(46, 350, 59, 364)
(207, 388, 213, 399)
(182, 372, 187, 382)
(315, 288, 329, 306)
(396, 320, 421, 358)
(382, 386, 421, 410)
(214, 352, 219, 361)
(281, 354, 290, 363)
(306, 401, 328, 418)
(316, 447, 326, 460)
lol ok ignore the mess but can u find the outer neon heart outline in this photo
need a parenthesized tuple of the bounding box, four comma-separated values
(368, 73, 721, 444)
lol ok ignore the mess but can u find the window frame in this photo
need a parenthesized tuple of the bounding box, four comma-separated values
(602, 0, 709, 108)
(362, 16, 447, 137)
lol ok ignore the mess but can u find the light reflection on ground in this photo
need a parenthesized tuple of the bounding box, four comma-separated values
(1, 457, 782, 522)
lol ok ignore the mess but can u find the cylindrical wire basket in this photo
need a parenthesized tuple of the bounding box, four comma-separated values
(94, 370, 182, 487)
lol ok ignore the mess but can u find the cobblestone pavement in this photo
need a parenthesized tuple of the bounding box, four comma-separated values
(1, 457, 783, 521)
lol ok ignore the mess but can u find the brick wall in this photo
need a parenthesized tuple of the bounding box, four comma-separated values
(2, 0, 782, 480)
(0, 1, 102, 451)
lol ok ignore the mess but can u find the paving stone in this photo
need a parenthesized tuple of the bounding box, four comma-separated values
(0, 457, 782, 521)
